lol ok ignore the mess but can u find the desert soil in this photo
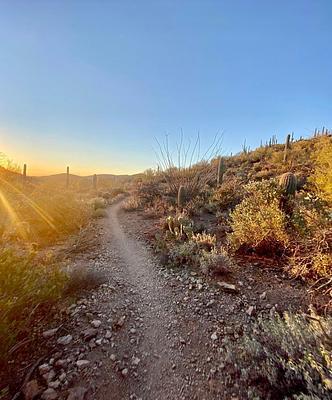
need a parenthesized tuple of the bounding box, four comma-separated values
(5, 199, 311, 400)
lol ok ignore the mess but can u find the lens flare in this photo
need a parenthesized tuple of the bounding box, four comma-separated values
(0, 176, 58, 232)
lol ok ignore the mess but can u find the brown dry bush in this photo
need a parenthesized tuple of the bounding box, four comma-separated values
(210, 176, 245, 211)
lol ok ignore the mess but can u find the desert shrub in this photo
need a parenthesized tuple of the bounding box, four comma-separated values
(309, 136, 332, 204)
(92, 197, 107, 210)
(122, 195, 142, 211)
(0, 249, 67, 358)
(136, 179, 164, 206)
(198, 247, 233, 275)
(210, 176, 245, 211)
(222, 312, 332, 399)
(287, 192, 332, 282)
(227, 180, 289, 254)
(93, 208, 108, 218)
(168, 240, 198, 267)
(185, 193, 210, 216)
(144, 196, 172, 217)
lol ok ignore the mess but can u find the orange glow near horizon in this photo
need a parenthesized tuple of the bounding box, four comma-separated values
(0, 147, 142, 177)
(1, 126, 147, 177)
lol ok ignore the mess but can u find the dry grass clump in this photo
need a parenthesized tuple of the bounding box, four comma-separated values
(122, 195, 142, 211)
(227, 180, 289, 255)
(221, 312, 332, 399)
(0, 249, 67, 359)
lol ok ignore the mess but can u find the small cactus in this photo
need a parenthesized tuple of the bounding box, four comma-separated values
(279, 172, 297, 196)
(177, 185, 186, 208)
(22, 164, 27, 184)
(217, 157, 226, 186)
(66, 166, 70, 189)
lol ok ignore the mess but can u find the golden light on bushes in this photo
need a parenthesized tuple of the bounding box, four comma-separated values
(0, 176, 58, 234)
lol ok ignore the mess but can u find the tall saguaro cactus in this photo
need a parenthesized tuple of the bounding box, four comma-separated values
(23, 164, 27, 184)
(93, 174, 98, 190)
(283, 134, 291, 163)
(66, 166, 70, 189)
(217, 157, 226, 186)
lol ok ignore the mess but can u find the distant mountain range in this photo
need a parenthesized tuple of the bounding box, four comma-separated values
(34, 172, 144, 187)
(0, 168, 144, 188)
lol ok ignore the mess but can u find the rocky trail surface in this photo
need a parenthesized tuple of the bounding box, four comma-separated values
(14, 200, 309, 400)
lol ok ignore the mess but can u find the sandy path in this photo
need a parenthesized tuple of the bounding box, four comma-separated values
(96, 201, 187, 399)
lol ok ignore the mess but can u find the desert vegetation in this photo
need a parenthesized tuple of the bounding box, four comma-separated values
(122, 131, 332, 398)
(0, 132, 331, 399)
(0, 154, 128, 368)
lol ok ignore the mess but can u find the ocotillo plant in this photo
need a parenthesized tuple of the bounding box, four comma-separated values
(279, 172, 297, 196)
(93, 174, 98, 190)
(217, 157, 226, 186)
(66, 166, 70, 189)
(283, 134, 291, 163)
(177, 185, 185, 208)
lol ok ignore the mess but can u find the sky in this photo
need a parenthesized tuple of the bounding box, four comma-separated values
(0, 0, 331, 175)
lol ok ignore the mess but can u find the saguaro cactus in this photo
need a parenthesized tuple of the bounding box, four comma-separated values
(217, 157, 226, 186)
(66, 166, 70, 189)
(93, 174, 98, 190)
(22, 164, 27, 185)
(177, 185, 185, 208)
(283, 134, 291, 163)
(279, 172, 297, 196)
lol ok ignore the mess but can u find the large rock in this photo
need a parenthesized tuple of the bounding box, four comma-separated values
(42, 328, 59, 339)
(217, 281, 238, 293)
(57, 335, 73, 346)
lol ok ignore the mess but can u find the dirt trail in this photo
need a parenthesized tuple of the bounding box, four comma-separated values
(20, 199, 308, 400)
(70, 199, 230, 400)
(98, 201, 187, 399)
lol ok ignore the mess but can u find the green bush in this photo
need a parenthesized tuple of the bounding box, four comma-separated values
(222, 312, 332, 399)
(227, 180, 288, 254)
(93, 208, 108, 218)
(0, 249, 67, 358)
(92, 197, 107, 210)
(198, 247, 233, 275)
(309, 136, 332, 205)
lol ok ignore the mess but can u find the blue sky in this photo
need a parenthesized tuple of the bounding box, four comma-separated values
(0, 0, 331, 175)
